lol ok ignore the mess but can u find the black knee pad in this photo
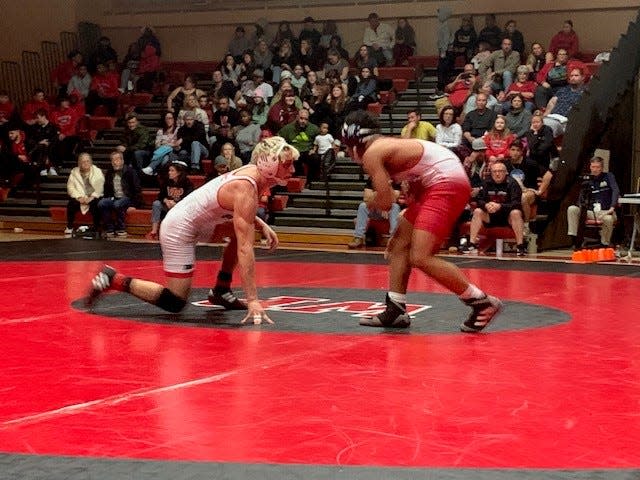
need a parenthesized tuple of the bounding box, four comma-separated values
(155, 288, 187, 313)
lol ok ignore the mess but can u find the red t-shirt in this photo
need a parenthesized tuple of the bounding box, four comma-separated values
(483, 132, 515, 159)
(51, 106, 82, 137)
(21, 100, 52, 123)
(90, 72, 120, 98)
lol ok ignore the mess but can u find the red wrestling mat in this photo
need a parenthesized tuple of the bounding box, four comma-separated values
(0, 259, 638, 469)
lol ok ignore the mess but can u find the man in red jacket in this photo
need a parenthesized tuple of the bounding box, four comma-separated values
(86, 63, 120, 115)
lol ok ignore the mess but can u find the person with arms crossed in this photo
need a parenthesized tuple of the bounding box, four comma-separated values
(341, 110, 502, 332)
(86, 137, 299, 325)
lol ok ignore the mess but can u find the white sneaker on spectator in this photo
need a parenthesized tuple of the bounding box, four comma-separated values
(64, 227, 73, 237)
(116, 230, 128, 237)
(40, 169, 48, 176)
(48, 167, 58, 176)
(142, 166, 154, 175)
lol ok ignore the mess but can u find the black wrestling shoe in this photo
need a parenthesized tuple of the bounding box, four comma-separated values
(360, 293, 411, 328)
(85, 265, 117, 307)
(460, 295, 503, 333)
(207, 289, 248, 310)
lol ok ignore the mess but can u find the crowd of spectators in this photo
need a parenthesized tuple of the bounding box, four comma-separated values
(0, 12, 620, 251)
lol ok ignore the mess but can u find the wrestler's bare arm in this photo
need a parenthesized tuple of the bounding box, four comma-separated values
(229, 183, 260, 304)
(362, 140, 396, 211)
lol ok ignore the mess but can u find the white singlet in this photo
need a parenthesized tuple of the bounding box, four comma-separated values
(159, 167, 258, 275)
(389, 139, 467, 190)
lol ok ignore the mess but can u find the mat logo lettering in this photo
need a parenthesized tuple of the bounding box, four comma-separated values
(193, 295, 431, 318)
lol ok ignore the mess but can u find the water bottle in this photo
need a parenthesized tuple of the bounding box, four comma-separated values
(496, 239, 503, 257)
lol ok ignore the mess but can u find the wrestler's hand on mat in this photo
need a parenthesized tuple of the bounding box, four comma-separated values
(261, 224, 279, 251)
(241, 300, 274, 325)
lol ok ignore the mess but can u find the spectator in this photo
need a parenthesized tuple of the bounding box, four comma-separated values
(176, 111, 209, 172)
(463, 161, 526, 256)
(50, 96, 82, 167)
(434, 6, 454, 97)
(503, 139, 540, 234)
(401, 109, 436, 141)
(88, 36, 118, 73)
(211, 96, 240, 151)
(290, 64, 307, 92)
(348, 177, 402, 249)
(300, 70, 319, 102)
(253, 39, 274, 75)
(393, 32, 414, 67)
(228, 26, 252, 62)
(327, 83, 348, 137)
(477, 14, 502, 51)
(346, 67, 378, 112)
(251, 17, 270, 47)
(567, 156, 619, 248)
(354, 44, 379, 77)
(470, 41, 492, 71)
(395, 18, 416, 53)
(166, 76, 205, 113)
(525, 113, 557, 187)
(502, 20, 525, 56)
(177, 94, 210, 132)
(142, 111, 181, 176)
(232, 109, 261, 164)
(0, 91, 19, 143)
(135, 27, 162, 92)
(250, 69, 273, 102)
(214, 142, 243, 173)
(21, 89, 51, 127)
(210, 155, 232, 178)
(478, 37, 520, 93)
(483, 115, 515, 162)
(266, 89, 299, 134)
(221, 53, 242, 87)
(526, 42, 547, 78)
(328, 35, 350, 62)
(439, 63, 476, 111)
(303, 80, 331, 127)
(209, 70, 237, 105)
(28, 109, 59, 176)
(239, 50, 257, 83)
(549, 20, 580, 58)
(296, 39, 323, 74)
(278, 108, 319, 179)
(435, 105, 462, 149)
(250, 88, 269, 127)
(51, 50, 83, 97)
(534, 48, 584, 109)
(271, 21, 296, 50)
(323, 48, 350, 83)
(2, 126, 30, 189)
(451, 16, 477, 64)
(463, 79, 499, 115)
(311, 121, 335, 159)
(145, 160, 194, 240)
(86, 63, 120, 115)
(500, 66, 536, 113)
(504, 94, 533, 138)
(117, 112, 152, 170)
(320, 20, 339, 49)
(67, 64, 91, 100)
(99, 151, 142, 237)
(462, 92, 498, 146)
(542, 67, 586, 137)
(363, 13, 395, 66)
(272, 38, 298, 84)
(65, 152, 104, 236)
(299, 16, 322, 48)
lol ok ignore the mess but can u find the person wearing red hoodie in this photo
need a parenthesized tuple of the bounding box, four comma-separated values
(549, 20, 580, 58)
(51, 96, 82, 166)
(21, 89, 52, 127)
(50, 50, 83, 97)
(86, 62, 120, 115)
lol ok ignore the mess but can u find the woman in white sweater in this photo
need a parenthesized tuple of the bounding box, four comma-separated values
(435, 106, 462, 149)
(65, 152, 105, 235)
